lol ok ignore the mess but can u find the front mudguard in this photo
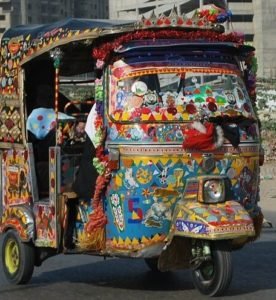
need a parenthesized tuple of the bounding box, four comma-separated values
(158, 201, 256, 272)
(168, 200, 255, 241)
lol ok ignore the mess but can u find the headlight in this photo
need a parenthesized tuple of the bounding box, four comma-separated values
(203, 179, 226, 204)
(183, 176, 232, 203)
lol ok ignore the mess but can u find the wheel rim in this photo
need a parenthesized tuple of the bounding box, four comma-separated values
(199, 261, 215, 281)
(4, 238, 20, 275)
(195, 260, 215, 284)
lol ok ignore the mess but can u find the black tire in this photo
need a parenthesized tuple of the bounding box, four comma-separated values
(1, 230, 35, 284)
(191, 241, 233, 297)
(144, 257, 160, 272)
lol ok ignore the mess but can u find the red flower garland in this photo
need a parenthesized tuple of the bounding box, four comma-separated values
(92, 29, 244, 63)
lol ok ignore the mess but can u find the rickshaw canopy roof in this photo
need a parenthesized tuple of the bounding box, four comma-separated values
(1, 18, 136, 66)
(2, 18, 136, 41)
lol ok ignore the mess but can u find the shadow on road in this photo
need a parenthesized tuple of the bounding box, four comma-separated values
(1, 232, 276, 298)
(229, 231, 276, 296)
(32, 257, 195, 292)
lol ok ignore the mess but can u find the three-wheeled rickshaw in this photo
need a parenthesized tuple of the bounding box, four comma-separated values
(0, 5, 263, 296)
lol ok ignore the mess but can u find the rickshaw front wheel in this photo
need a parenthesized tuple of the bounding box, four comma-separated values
(191, 241, 233, 297)
(1, 230, 35, 284)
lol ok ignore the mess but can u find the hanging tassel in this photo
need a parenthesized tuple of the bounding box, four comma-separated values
(78, 171, 110, 250)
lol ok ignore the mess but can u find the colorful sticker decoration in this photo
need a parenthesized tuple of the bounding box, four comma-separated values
(143, 196, 172, 228)
(34, 204, 56, 247)
(175, 220, 207, 234)
(110, 193, 125, 232)
(2, 149, 32, 205)
(109, 68, 255, 124)
(0, 106, 22, 143)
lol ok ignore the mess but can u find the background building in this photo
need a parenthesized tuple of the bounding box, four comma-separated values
(74, 0, 108, 19)
(0, 0, 12, 35)
(0, 0, 108, 34)
(109, 0, 276, 79)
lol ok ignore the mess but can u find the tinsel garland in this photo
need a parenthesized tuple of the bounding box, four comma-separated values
(92, 29, 244, 63)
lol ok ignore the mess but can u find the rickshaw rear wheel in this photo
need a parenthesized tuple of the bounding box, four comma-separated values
(191, 241, 232, 297)
(1, 230, 35, 284)
(144, 257, 160, 272)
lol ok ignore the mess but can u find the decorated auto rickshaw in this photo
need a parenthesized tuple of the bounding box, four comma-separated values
(0, 4, 263, 296)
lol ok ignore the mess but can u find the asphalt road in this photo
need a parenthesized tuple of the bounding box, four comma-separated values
(0, 171, 275, 300)
(0, 226, 275, 300)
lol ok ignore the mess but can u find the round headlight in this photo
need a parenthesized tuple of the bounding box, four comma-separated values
(203, 179, 225, 203)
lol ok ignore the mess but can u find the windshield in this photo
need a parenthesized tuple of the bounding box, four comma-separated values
(109, 65, 256, 123)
